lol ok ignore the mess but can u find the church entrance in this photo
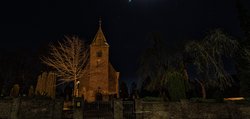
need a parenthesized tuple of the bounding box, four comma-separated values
(95, 87, 103, 101)
(95, 92, 103, 101)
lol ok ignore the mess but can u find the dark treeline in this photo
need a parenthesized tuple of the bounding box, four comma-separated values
(0, 47, 48, 96)
(136, 0, 250, 101)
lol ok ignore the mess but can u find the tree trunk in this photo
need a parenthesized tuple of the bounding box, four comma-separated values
(74, 80, 76, 97)
(195, 79, 206, 99)
(200, 83, 206, 99)
(74, 76, 77, 97)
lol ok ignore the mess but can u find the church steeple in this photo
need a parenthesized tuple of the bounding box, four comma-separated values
(91, 18, 109, 46)
(99, 17, 102, 27)
(80, 18, 119, 102)
(89, 18, 110, 102)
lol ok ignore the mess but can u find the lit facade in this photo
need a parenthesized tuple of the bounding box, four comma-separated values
(78, 21, 120, 102)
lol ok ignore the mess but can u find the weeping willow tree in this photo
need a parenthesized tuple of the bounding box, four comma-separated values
(185, 29, 239, 98)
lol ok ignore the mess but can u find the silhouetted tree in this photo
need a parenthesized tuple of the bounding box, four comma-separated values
(139, 77, 159, 98)
(165, 69, 186, 101)
(236, 0, 250, 43)
(0, 51, 19, 95)
(41, 36, 89, 97)
(130, 81, 138, 99)
(137, 32, 168, 96)
(119, 81, 128, 100)
(185, 29, 239, 98)
(138, 32, 189, 100)
(235, 0, 250, 97)
(0, 49, 39, 96)
(0, 77, 2, 95)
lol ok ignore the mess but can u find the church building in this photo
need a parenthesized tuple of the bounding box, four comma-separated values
(78, 20, 120, 102)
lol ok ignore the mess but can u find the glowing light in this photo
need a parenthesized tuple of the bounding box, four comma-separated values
(129, 0, 132, 3)
(224, 97, 245, 101)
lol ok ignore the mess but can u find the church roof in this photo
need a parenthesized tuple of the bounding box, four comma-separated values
(91, 19, 109, 46)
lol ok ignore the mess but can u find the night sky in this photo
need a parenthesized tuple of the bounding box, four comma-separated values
(1, 0, 249, 83)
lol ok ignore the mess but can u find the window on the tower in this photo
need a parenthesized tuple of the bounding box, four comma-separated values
(96, 51, 102, 57)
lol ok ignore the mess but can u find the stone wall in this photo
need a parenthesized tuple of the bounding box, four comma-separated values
(134, 99, 250, 119)
(113, 99, 250, 119)
(0, 97, 63, 119)
(0, 98, 12, 119)
(1, 98, 250, 119)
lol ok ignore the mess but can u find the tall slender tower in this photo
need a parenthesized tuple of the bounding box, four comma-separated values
(89, 19, 109, 101)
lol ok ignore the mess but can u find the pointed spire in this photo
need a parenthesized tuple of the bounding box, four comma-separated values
(99, 17, 102, 28)
(91, 18, 109, 46)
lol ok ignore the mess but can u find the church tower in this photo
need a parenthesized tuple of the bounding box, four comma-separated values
(79, 19, 119, 102)
(89, 19, 110, 101)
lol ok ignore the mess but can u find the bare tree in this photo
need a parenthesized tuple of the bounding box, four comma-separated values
(41, 36, 89, 97)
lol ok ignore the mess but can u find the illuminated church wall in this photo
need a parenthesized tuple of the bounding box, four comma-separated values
(79, 20, 119, 102)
